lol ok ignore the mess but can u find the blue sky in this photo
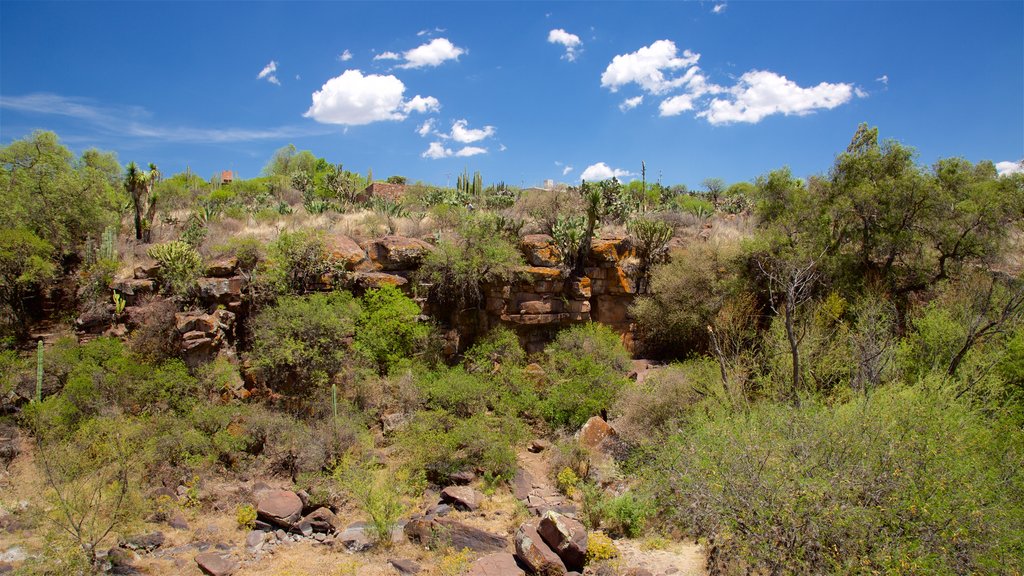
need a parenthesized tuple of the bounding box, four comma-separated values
(2, 1, 1022, 188)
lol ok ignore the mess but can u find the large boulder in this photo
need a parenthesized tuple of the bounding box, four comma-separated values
(256, 489, 303, 528)
(520, 235, 561, 268)
(467, 553, 527, 576)
(537, 511, 588, 571)
(300, 507, 343, 534)
(194, 552, 238, 576)
(514, 520, 566, 575)
(337, 522, 375, 552)
(577, 416, 615, 450)
(405, 516, 507, 553)
(351, 271, 409, 291)
(361, 236, 433, 271)
(197, 276, 243, 304)
(440, 486, 485, 511)
(204, 257, 238, 278)
(326, 234, 370, 271)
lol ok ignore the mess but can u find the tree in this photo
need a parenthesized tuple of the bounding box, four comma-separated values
(0, 229, 56, 337)
(702, 177, 725, 207)
(124, 162, 150, 241)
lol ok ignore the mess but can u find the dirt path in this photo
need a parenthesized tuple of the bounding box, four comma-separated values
(517, 446, 708, 576)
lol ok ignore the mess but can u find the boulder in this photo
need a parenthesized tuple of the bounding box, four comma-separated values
(175, 312, 216, 335)
(245, 530, 265, 551)
(567, 277, 592, 299)
(326, 234, 370, 271)
(337, 522, 374, 552)
(361, 236, 433, 271)
(194, 552, 238, 576)
(577, 416, 615, 450)
(587, 237, 634, 265)
(520, 235, 561, 267)
(514, 521, 566, 575)
(197, 276, 243, 304)
(512, 468, 533, 501)
(300, 507, 343, 534)
(133, 262, 161, 279)
(449, 470, 476, 485)
(467, 553, 526, 576)
(405, 516, 507, 552)
(109, 278, 156, 303)
(388, 558, 422, 575)
(204, 257, 238, 278)
(441, 486, 485, 511)
(528, 439, 552, 453)
(351, 271, 408, 291)
(118, 531, 164, 552)
(256, 489, 303, 528)
(537, 511, 587, 571)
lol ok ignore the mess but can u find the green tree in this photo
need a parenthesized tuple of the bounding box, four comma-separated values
(0, 229, 56, 337)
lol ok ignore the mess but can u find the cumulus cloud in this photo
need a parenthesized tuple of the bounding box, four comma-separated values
(600, 40, 700, 94)
(374, 51, 401, 61)
(698, 70, 854, 125)
(399, 38, 466, 69)
(421, 142, 488, 159)
(712, 3, 727, 13)
(548, 28, 582, 61)
(257, 60, 280, 85)
(305, 70, 439, 126)
(996, 160, 1024, 176)
(659, 94, 694, 116)
(580, 162, 633, 182)
(338, 50, 353, 62)
(417, 118, 436, 137)
(619, 96, 644, 112)
(450, 119, 495, 143)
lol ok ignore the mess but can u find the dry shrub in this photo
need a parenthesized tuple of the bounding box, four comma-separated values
(513, 187, 584, 235)
(613, 360, 722, 445)
(127, 297, 180, 362)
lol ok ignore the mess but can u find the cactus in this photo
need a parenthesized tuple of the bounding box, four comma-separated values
(112, 292, 126, 316)
(332, 383, 338, 420)
(36, 340, 43, 403)
(100, 226, 117, 261)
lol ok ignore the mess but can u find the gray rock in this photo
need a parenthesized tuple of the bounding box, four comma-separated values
(245, 530, 265, 551)
(337, 522, 374, 552)
(119, 531, 165, 552)
(404, 516, 507, 553)
(537, 511, 587, 571)
(388, 557, 422, 574)
(467, 553, 526, 576)
(194, 552, 238, 576)
(256, 489, 303, 528)
(512, 468, 532, 501)
(440, 485, 485, 511)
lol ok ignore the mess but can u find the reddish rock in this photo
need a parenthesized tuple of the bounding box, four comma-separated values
(568, 277, 592, 299)
(587, 237, 634, 265)
(519, 298, 559, 315)
(109, 277, 156, 302)
(351, 271, 408, 291)
(537, 511, 588, 571)
(467, 553, 526, 576)
(361, 235, 433, 271)
(512, 468, 533, 501)
(593, 295, 632, 325)
(388, 558, 422, 575)
(404, 516, 507, 552)
(256, 489, 303, 528)
(326, 234, 369, 270)
(175, 312, 216, 334)
(301, 507, 344, 533)
(577, 416, 615, 450)
(133, 262, 161, 279)
(441, 486, 485, 511)
(517, 266, 565, 281)
(204, 257, 238, 278)
(195, 552, 238, 576)
(514, 520, 566, 575)
(520, 235, 562, 268)
(197, 276, 243, 304)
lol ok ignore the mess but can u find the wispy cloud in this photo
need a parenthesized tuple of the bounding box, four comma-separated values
(257, 60, 280, 85)
(712, 3, 727, 14)
(0, 93, 326, 143)
(338, 49, 353, 62)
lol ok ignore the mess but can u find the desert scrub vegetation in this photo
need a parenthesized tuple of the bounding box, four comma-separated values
(642, 384, 1024, 575)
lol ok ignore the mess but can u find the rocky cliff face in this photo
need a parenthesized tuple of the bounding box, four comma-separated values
(90, 233, 647, 365)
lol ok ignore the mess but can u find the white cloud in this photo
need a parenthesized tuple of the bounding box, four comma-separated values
(499, 144, 507, 152)
(421, 142, 487, 159)
(417, 118, 436, 137)
(619, 95, 644, 112)
(712, 3, 727, 14)
(876, 74, 889, 85)
(257, 60, 280, 85)
(659, 94, 694, 116)
(374, 51, 401, 61)
(562, 165, 574, 176)
(417, 27, 446, 37)
(402, 95, 441, 114)
(422, 142, 452, 159)
(450, 119, 495, 143)
(338, 50, 353, 62)
(580, 162, 633, 182)
(698, 70, 854, 125)
(548, 28, 582, 62)
(304, 70, 439, 126)
(399, 38, 466, 69)
(0, 92, 329, 143)
(996, 160, 1024, 176)
(455, 146, 487, 157)
(600, 40, 700, 94)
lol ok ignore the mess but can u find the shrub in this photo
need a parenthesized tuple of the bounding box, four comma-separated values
(556, 467, 581, 497)
(335, 462, 407, 547)
(397, 410, 524, 483)
(613, 359, 725, 445)
(147, 240, 203, 296)
(586, 531, 619, 562)
(249, 291, 362, 397)
(579, 483, 650, 538)
(259, 229, 335, 295)
(642, 385, 1024, 575)
(354, 285, 429, 375)
(236, 503, 257, 530)
(541, 323, 631, 429)
(417, 216, 525, 310)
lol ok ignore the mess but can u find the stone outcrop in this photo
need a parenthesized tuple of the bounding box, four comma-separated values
(467, 553, 526, 576)
(405, 516, 507, 552)
(175, 309, 235, 364)
(256, 489, 303, 529)
(361, 235, 433, 271)
(440, 486, 485, 511)
(514, 520, 567, 575)
(537, 511, 588, 572)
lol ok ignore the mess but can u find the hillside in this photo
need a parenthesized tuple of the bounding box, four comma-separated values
(1, 125, 1023, 576)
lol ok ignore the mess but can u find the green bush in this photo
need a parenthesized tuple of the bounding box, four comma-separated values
(249, 291, 363, 397)
(354, 285, 429, 375)
(396, 410, 524, 483)
(642, 385, 1024, 575)
(259, 229, 335, 295)
(541, 323, 631, 429)
(147, 240, 203, 296)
